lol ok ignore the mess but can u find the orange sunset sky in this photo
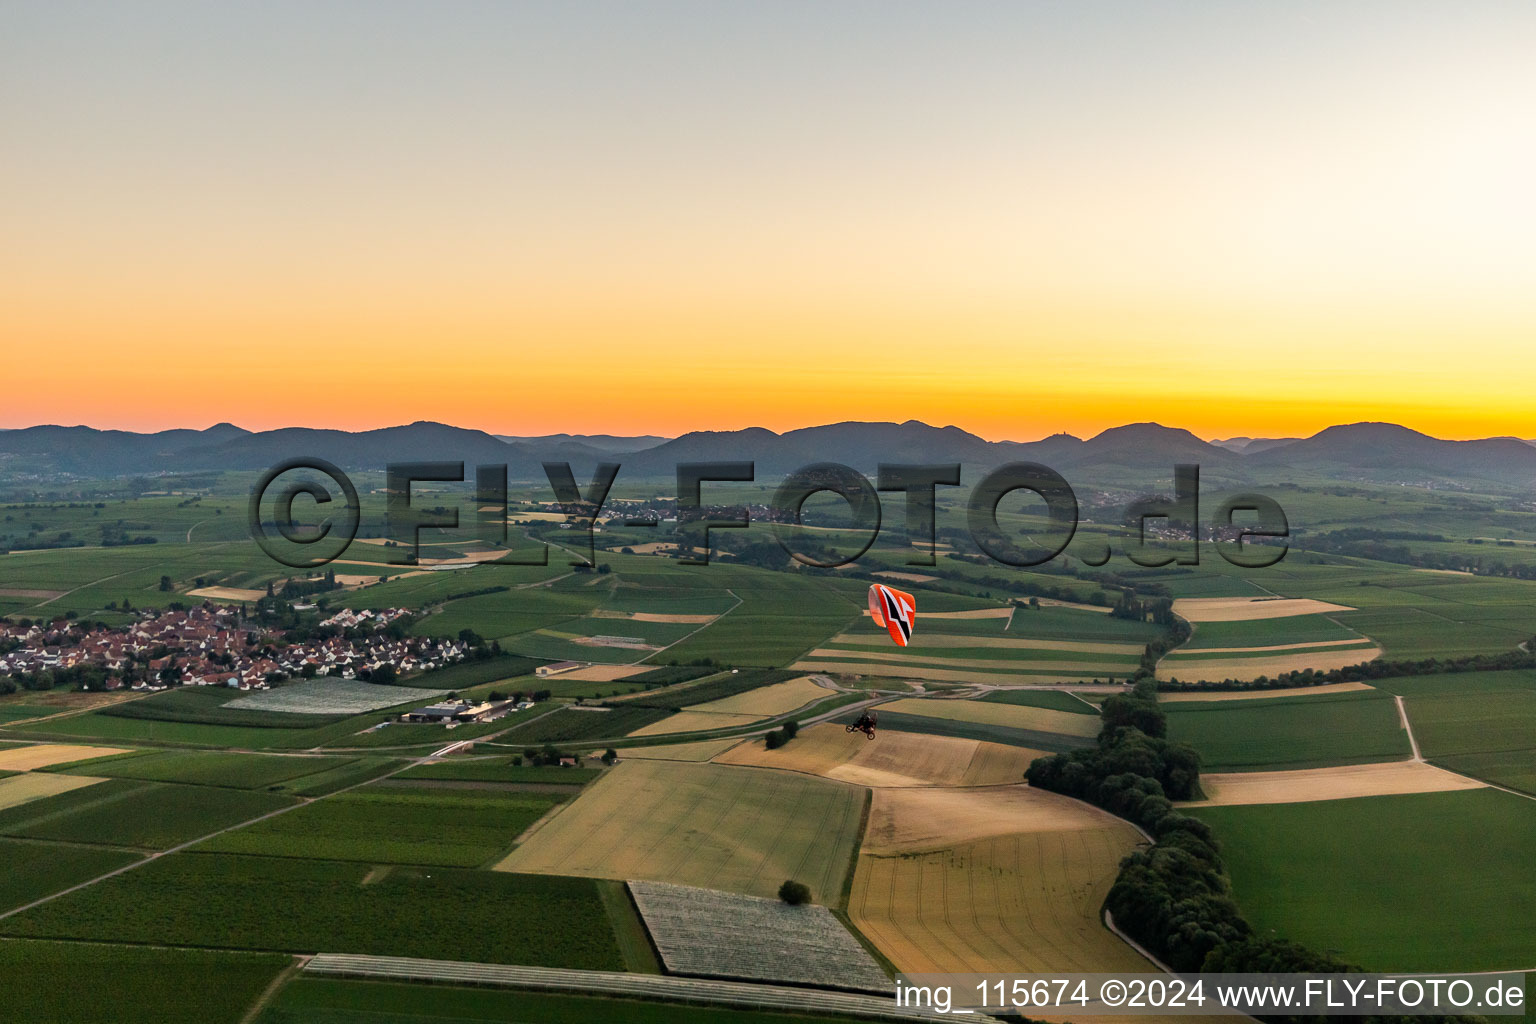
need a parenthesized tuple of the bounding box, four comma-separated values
(4, 2, 1535, 441)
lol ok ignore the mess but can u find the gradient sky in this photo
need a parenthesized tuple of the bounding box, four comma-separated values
(4, 1, 1535, 440)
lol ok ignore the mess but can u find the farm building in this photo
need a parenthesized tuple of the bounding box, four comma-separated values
(535, 660, 587, 677)
(402, 700, 511, 724)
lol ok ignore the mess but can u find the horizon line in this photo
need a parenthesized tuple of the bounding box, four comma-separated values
(2, 416, 1532, 448)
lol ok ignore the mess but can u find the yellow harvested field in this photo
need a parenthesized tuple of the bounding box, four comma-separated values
(332, 575, 382, 587)
(804, 648, 1134, 675)
(863, 784, 1116, 854)
(590, 610, 717, 624)
(1186, 761, 1485, 807)
(850, 786, 1151, 972)
(713, 722, 1043, 788)
(0, 772, 107, 810)
(830, 632, 1142, 654)
(879, 698, 1102, 739)
(494, 760, 866, 902)
(625, 710, 764, 737)
(552, 665, 641, 682)
(187, 586, 267, 602)
(1170, 596, 1356, 622)
(1157, 647, 1381, 682)
(1159, 681, 1377, 703)
(418, 549, 514, 566)
(1172, 637, 1376, 655)
(1035, 598, 1113, 614)
(0, 744, 135, 771)
(0, 588, 64, 599)
(620, 541, 677, 555)
(616, 736, 747, 762)
(685, 676, 830, 716)
(793, 661, 1109, 685)
(925, 607, 1012, 619)
(871, 571, 938, 583)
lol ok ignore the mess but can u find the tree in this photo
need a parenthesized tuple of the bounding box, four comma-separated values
(601, 747, 618, 766)
(778, 879, 812, 905)
(158, 575, 173, 592)
(764, 730, 785, 750)
(782, 720, 799, 739)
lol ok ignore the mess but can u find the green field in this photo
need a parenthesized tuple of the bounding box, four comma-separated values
(859, 710, 1093, 751)
(497, 704, 673, 743)
(258, 978, 872, 1024)
(1163, 689, 1411, 770)
(0, 853, 626, 969)
(1189, 789, 1536, 972)
(395, 758, 604, 784)
(8, 706, 391, 750)
(1369, 670, 1536, 794)
(0, 780, 297, 849)
(98, 686, 352, 728)
(0, 838, 141, 913)
(196, 786, 564, 866)
(977, 688, 1102, 714)
(0, 940, 290, 1024)
(60, 750, 363, 790)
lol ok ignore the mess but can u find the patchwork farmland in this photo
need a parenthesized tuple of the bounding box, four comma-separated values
(493, 760, 866, 903)
(5, 456, 1536, 1022)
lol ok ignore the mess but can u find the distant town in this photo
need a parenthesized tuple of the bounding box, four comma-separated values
(0, 603, 471, 693)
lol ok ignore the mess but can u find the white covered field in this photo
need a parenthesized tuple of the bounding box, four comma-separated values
(628, 881, 889, 993)
(226, 679, 445, 714)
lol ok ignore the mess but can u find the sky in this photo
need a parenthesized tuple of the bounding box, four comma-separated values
(4, 1, 1535, 441)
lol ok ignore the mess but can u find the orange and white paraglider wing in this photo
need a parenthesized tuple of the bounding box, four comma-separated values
(867, 583, 916, 647)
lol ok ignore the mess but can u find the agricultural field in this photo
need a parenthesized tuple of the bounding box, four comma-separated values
(1162, 688, 1411, 771)
(0, 771, 108, 810)
(1188, 761, 1485, 806)
(1158, 681, 1376, 702)
(0, 743, 134, 770)
(494, 760, 866, 903)
(94, 686, 352, 728)
(681, 674, 832, 717)
(1188, 789, 1536, 972)
(226, 679, 446, 715)
(978, 688, 1102, 713)
(714, 722, 1042, 788)
(0, 838, 141, 914)
(849, 785, 1151, 973)
(493, 704, 673, 743)
(0, 853, 628, 969)
(0, 779, 297, 849)
(615, 735, 748, 762)
(394, 757, 603, 785)
(257, 978, 877, 1024)
(625, 710, 764, 736)
(876, 697, 1101, 739)
(61, 750, 363, 790)
(1371, 669, 1536, 795)
(8, 700, 393, 750)
(197, 786, 564, 866)
(0, 940, 290, 1024)
(1159, 611, 1380, 682)
(628, 880, 889, 992)
(795, 606, 1150, 684)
